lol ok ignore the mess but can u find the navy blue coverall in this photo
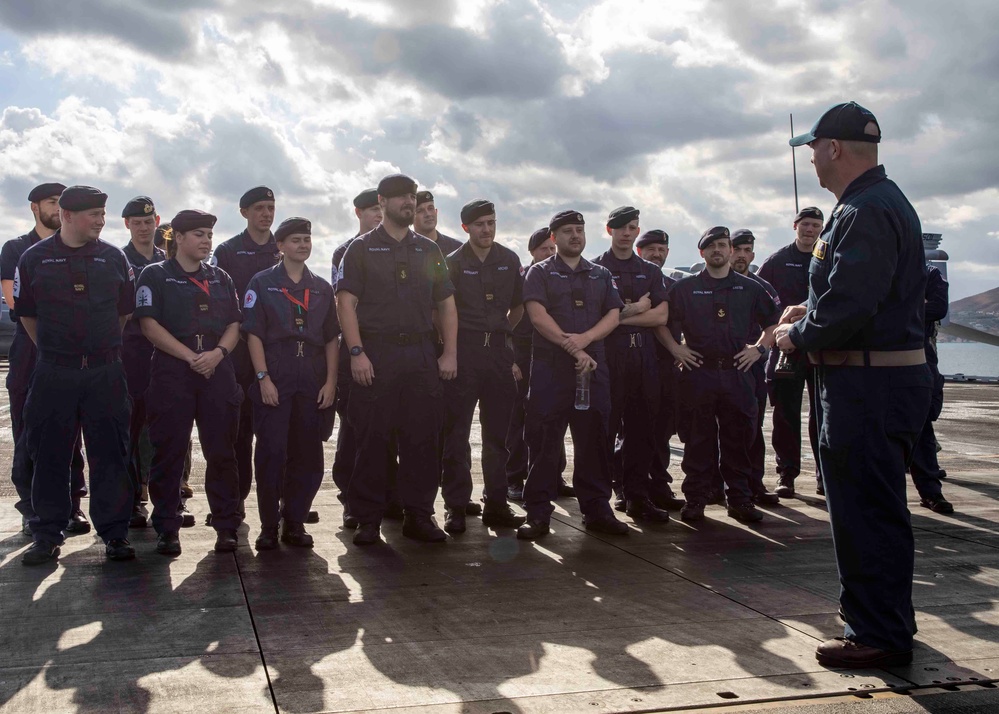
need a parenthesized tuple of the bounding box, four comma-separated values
(787, 165, 932, 653)
(522, 255, 624, 522)
(242, 263, 339, 530)
(135, 258, 244, 535)
(335, 226, 454, 524)
(15, 232, 135, 546)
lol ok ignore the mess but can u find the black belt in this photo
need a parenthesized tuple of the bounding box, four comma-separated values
(39, 347, 121, 369)
(700, 357, 737, 370)
(607, 331, 652, 349)
(275, 338, 323, 358)
(178, 334, 220, 352)
(361, 330, 434, 346)
(457, 329, 509, 349)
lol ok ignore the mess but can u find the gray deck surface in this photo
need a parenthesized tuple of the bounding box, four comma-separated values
(1, 372, 998, 713)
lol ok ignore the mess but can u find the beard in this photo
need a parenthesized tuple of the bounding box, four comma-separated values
(40, 211, 61, 231)
(385, 205, 414, 228)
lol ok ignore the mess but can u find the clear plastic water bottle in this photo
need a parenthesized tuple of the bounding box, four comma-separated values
(574, 371, 591, 410)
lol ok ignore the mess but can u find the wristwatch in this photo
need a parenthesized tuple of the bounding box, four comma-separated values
(349, 345, 364, 357)
(217, 345, 229, 358)
(256, 371, 268, 381)
(756, 345, 767, 356)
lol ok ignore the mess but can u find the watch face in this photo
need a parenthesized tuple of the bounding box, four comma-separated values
(256, 371, 267, 380)
(350, 346, 362, 356)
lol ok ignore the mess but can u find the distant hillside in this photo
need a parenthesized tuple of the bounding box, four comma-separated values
(942, 286, 999, 342)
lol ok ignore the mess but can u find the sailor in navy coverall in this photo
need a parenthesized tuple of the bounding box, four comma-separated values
(136, 210, 244, 556)
(335, 174, 458, 546)
(517, 210, 628, 540)
(243, 217, 339, 551)
(211, 186, 280, 514)
(15, 185, 136, 565)
(778, 101, 931, 667)
(1, 183, 88, 536)
(592, 207, 671, 523)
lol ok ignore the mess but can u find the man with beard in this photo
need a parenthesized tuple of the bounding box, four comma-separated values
(593, 207, 671, 523)
(414, 190, 463, 257)
(637, 229, 685, 511)
(517, 210, 628, 540)
(440, 199, 526, 533)
(336, 174, 458, 546)
(211, 186, 281, 521)
(16, 185, 136, 564)
(1, 183, 89, 536)
(729, 229, 781, 506)
(758, 207, 825, 497)
(776, 101, 930, 667)
(661, 227, 780, 524)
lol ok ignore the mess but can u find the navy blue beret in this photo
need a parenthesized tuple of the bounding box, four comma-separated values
(415, 190, 434, 206)
(607, 206, 639, 229)
(636, 229, 668, 248)
(28, 183, 66, 203)
(58, 185, 107, 212)
(122, 195, 156, 218)
(794, 206, 824, 223)
(275, 217, 311, 242)
(240, 186, 275, 209)
(698, 226, 730, 250)
(460, 199, 494, 225)
(378, 174, 418, 199)
(171, 210, 217, 234)
(528, 227, 551, 252)
(731, 229, 755, 247)
(550, 210, 584, 232)
(353, 189, 378, 209)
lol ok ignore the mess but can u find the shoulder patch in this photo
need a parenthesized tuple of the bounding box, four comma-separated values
(812, 240, 828, 261)
(12, 267, 19, 298)
(244, 289, 257, 309)
(128, 265, 135, 282)
(136, 285, 152, 308)
(209, 253, 219, 267)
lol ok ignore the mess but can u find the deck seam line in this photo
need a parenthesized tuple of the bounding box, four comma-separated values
(233, 549, 281, 714)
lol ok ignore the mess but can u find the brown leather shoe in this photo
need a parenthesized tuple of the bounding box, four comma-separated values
(815, 637, 912, 668)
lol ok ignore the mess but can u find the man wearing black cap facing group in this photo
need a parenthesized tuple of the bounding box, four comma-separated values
(518, 210, 628, 540)
(2, 183, 90, 536)
(775, 101, 931, 668)
(212, 186, 281, 520)
(661, 226, 780, 524)
(336, 174, 458, 546)
(414, 190, 463, 257)
(758, 207, 825, 498)
(593, 207, 671, 523)
(440, 199, 527, 533)
(729, 229, 781, 506)
(120, 195, 166, 528)
(15, 185, 137, 564)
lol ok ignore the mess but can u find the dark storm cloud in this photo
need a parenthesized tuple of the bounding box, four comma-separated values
(709, 1, 815, 64)
(439, 107, 482, 152)
(254, 0, 568, 100)
(487, 51, 771, 180)
(0, 0, 210, 59)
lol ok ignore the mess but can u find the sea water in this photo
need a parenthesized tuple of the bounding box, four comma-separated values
(937, 342, 999, 377)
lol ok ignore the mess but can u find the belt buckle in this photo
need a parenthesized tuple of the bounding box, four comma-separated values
(81, 355, 88, 369)
(398, 332, 410, 345)
(296, 341, 305, 357)
(629, 333, 637, 348)
(195, 334, 204, 352)
(483, 332, 492, 347)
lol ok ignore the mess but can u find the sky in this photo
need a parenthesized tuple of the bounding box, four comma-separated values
(1, 0, 997, 300)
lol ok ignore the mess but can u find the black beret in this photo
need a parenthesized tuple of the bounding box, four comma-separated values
(121, 195, 156, 218)
(698, 226, 730, 250)
(550, 210, 584, 232)
(378, 174, 418, 199)
(731, 229, 755, 247)
(239, 186, 275, 209)
(528, 227, 551, 252)
(607, 205, 640, 229)
(636, 229, 668, 248)
(154, 222, 170, 248)
(28, 183, 66, 203)
(58, 185, 108, 212)
(353, 189, 379, 209)
(275, 217, 311, 242)
(794, 206, 824, 223)
(171, 209, 217, 234)
(416, 190, 434, 206)
(460, 199, 494, 225)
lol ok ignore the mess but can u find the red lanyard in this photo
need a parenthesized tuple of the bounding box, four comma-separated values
(280, 288, 310, 312)
(188, 277, 211, 296)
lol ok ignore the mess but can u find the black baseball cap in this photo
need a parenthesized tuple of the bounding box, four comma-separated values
(789, 101, 881, 147)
